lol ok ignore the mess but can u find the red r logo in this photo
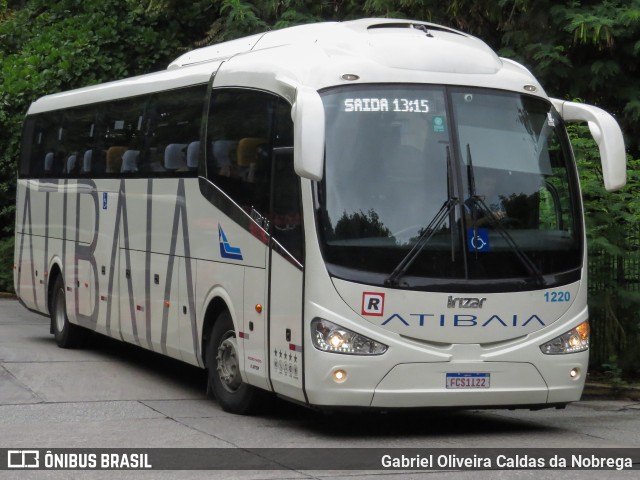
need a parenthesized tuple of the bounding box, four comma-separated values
(362, 292, 385, 316)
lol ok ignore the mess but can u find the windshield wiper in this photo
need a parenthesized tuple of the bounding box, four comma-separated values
(385, 148, 458, 287)
(465, 144, 545, 286)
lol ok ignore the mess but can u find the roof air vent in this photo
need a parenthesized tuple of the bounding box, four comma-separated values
(367, 22, 465, 38)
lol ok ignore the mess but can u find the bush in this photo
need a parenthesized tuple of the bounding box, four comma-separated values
(0, 235, 14, 293)
(0, 0, 213, 293)
(570, 123, 640, 376)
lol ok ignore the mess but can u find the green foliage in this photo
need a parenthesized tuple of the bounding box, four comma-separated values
(570, 122, 640, 376)
(602, 355, 629, 388)
(497, 0, 640, 155)
(0, 0, 219, 293)
(334, 209, 394, 241)
(0, 0, 214, 230)
(220, 0, 267, 34)
(0, 236, 13, 293)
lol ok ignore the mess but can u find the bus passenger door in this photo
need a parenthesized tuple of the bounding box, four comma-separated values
(267, 147, 305, 402)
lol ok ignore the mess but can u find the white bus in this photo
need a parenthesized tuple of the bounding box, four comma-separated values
(14, 19, 626, 414)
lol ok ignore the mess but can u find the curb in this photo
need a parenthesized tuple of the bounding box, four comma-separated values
(583, 383, 640, 401)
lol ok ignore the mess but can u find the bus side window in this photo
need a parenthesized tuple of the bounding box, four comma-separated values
(206, 89, 273, 216)
(102, 97, 146, 176)
(270, 99, 303, 263)
(19, 117, 37, 177)
(24, 112, 63, 177)
(206, 90, 302, 260)
(59, 106, 96, 178)
(271, 149, 303, 263)
(142, 85, 205, 175)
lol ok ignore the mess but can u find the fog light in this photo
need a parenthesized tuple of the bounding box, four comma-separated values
(570, 368, 580, 379)
(332, 369, 347, 383)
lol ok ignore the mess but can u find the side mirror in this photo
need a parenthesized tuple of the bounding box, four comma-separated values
(551, 98, 627, 192)
(292, 86, 325, 181)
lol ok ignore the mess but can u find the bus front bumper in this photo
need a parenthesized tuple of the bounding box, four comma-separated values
(305, 359, 587, 409)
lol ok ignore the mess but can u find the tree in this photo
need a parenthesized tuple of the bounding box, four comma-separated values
(570, 123, 640, 374)
(191, 1, 639, 154)
(0, 0, 215, 285)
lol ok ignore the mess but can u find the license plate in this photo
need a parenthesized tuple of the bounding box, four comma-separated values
(446, 373, 490, 389)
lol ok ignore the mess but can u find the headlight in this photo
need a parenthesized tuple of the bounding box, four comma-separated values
(311, 318, 387, 355)
(540, 321, 589, 355)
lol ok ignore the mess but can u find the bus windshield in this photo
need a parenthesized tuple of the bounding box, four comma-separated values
(317, 85, 583, 291)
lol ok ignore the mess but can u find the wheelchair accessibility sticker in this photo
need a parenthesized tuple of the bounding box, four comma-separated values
(467, 228, 490, 252)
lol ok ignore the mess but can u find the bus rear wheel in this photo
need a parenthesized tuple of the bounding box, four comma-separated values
(206, 311, 261, 414)
(50, 275, 85, 348)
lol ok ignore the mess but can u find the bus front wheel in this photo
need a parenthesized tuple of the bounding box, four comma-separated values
(206, 311, 261, 415)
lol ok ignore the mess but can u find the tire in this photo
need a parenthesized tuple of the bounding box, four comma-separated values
(206, 311, 262, 414)
(50, 275, 85, 348)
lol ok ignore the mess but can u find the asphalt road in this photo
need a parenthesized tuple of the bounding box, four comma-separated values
(1, 298, 639, 479)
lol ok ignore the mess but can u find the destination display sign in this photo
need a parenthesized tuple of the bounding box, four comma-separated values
(343, 97, 430, 113)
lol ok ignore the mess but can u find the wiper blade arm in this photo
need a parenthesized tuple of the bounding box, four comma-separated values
(465, 144, 544, 286)
(384, 197, 458, 287)
(385, 147, 459, 287)
(468, 195, 544, 284)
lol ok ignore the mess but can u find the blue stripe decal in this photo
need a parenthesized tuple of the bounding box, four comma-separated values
(218, 224, 243, 260)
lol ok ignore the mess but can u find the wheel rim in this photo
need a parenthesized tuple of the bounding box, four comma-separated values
(216, 331, 241, 393)
(54, 288, 66, 333)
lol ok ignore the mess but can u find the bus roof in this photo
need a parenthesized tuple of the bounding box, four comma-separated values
(204, 18, 545, 98)
(27, 18, 546, 115)
(26, 60, 218, 115)
(169, 19, 481, 70)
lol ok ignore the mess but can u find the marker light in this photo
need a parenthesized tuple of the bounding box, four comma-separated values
(311, 318, 387, 355)
(540, 321, 590, 355)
